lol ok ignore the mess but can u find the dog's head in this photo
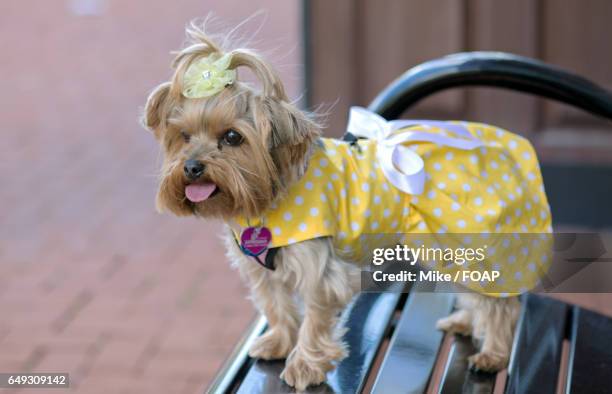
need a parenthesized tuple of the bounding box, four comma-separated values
(142, 24, 320, 220)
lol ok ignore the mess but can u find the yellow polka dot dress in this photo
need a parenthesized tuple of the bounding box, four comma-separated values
(235, 122, 552, 296)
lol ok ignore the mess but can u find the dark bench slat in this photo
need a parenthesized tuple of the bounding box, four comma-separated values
(371, 291, 455, 394)
(567, 306, 612, 394)
(505, 295, 568, 394)
(439, 335, 496, 394)
(234, 291, 402, 394)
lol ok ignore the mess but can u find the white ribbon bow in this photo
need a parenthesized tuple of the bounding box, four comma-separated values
(347, 107, 485, 195)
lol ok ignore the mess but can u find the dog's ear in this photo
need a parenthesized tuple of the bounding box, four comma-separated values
(142, 82, 171, 138)
(263, 98, 320, 148)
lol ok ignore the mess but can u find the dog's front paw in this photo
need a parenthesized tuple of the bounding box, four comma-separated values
(248, 329, 295, 360)
(280, 351, 328, 391)
(468, 351, 507, 373)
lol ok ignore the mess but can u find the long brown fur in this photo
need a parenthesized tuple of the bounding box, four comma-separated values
(143, 22, 520, 390)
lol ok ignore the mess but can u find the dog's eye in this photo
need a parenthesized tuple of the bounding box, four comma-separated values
(180, 130, 191, 143)
(221, 129, 243, 147)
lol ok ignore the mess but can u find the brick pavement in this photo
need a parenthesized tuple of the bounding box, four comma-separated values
(0, 1, 300, 393)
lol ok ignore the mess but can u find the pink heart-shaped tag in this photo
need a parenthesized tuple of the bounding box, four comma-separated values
(240, 227, 272, 256)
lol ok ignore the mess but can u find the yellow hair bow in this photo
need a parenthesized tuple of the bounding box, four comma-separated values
(182, 53, 236, 99)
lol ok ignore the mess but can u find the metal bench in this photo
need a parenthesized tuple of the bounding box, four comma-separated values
(207, 52, 612, 394)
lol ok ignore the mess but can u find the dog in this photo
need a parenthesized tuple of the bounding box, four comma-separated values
(142, 23, 551, 391)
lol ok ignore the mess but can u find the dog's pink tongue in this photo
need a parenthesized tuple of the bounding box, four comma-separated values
(185, 183, 216, 202)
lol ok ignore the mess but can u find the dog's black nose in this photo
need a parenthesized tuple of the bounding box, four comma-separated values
(184, 159, 205, 180)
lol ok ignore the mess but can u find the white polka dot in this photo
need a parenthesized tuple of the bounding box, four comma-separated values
(433, 208, 442, 217)
(427, 190, 436, 199)
(508, 255, 516, 263)
(340, 188, 346, 198)
(327, 182, 333, 190)
(480, 170, 488, 178)
(402, 207, 409, 216)
(522, 151, 531, 160)
(391, 220, 398, 229)
(310, 207, 319, 216)
(371, 222, 379, 230)
(314, 168, 322, 177)
(448, 173, 457, 180)
(527, 172, 536, 181)
(331, 173, 340, 181)
(502, 174, 510, 182)
(382, 183, 389, 191)
(351, 173, 358, 181)
(319, 158, 328, 167)
(487, 186, 495, 194)
(305, 181, 313, 190)
(445, 152, 454, 161)
(328, 149, 337, 156)
(462, 183, 471, 192)
(437, 182, 446, 190)
(433, 162, 442, 171)
(474, 197, 483, 206)
(369, 171, 377, 179)
(451, 202, 460, 211)
(364, 209, 372, 218)
(374, 195, 381, 204)
(351, 222, 359, 231)
(383, 208, 391, 217)
(490, 161, 499, 169)
(470, 155, 478, 164)
(508, 194, 515, 201)
(418, 222, 426, 230)
(351, 197, 360, 205)
(295, 196, 304, 205)
(299, 222, 307, 232)
(323, 220, 330, 228)
(273, 227, 281, 235)
(338, 231, 347, 239)
(412, 196, 419, 204)
(283, 212, 292, 221)
(361, 183, 370, 192)
(475, 214, 484, 222)
(515, 271, 523, 280)
(509, 140, 518, 149)
(394, 195, 401, 203)
(487, 209, 496, 216)
(288, 238, 296, 244)
(530, 217, 536, 226)
(457, 219, 466, 228)
(540, 210, 547, 219)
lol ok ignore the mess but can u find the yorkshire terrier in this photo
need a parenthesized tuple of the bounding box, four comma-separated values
(142, 23, 550, 391)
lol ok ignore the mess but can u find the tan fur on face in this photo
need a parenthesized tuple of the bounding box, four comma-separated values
(142, 23, 320, 220)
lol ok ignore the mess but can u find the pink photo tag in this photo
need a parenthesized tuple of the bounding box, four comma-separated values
(240, 226, 272, 257)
